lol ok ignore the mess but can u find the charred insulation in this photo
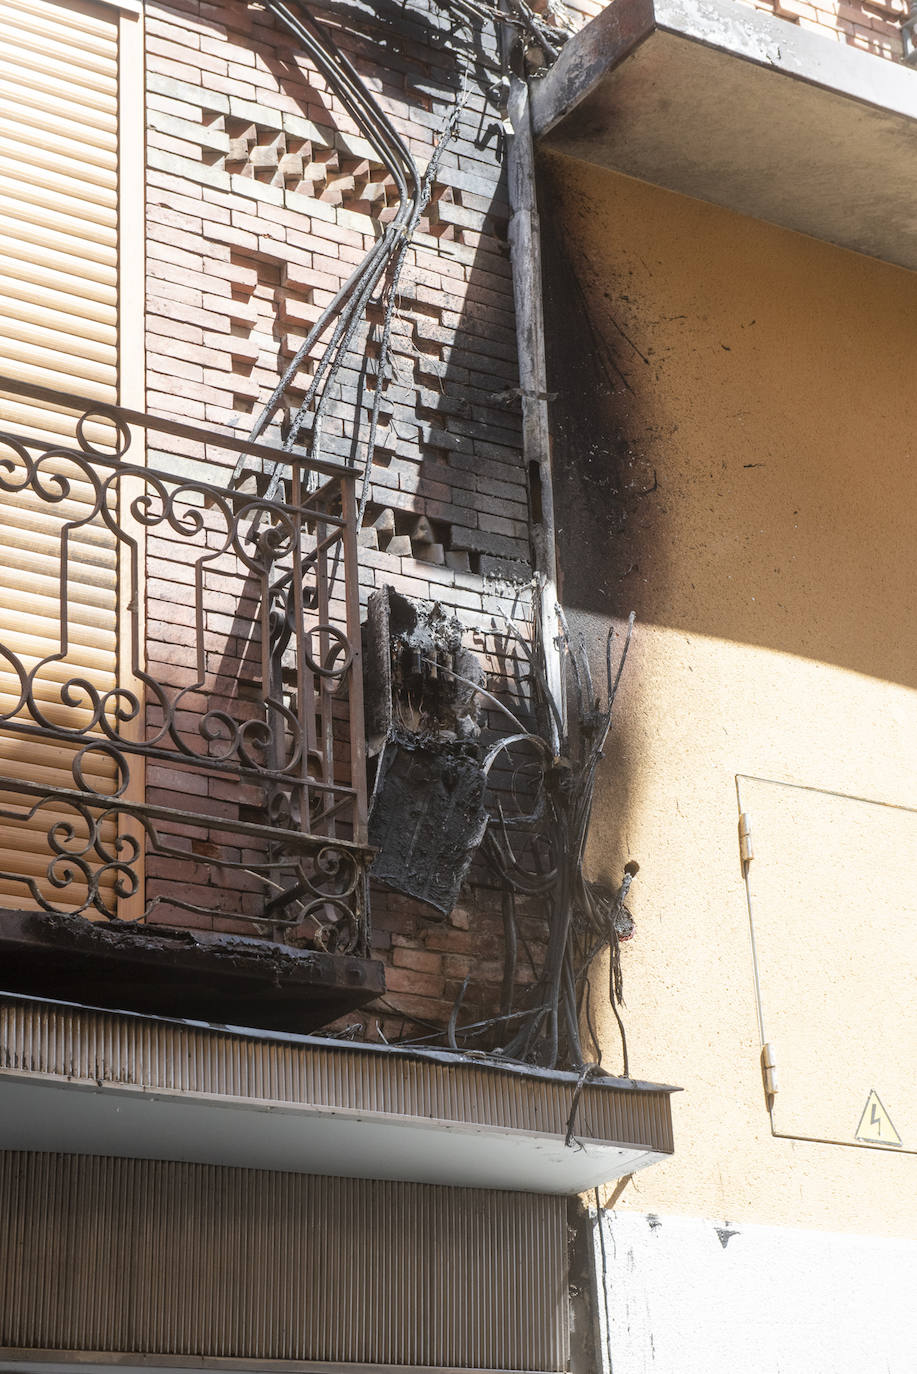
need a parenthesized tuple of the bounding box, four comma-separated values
(365, 587, 490, 915)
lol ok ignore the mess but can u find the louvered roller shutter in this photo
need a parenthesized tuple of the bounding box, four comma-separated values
(0, 0, 122, 915)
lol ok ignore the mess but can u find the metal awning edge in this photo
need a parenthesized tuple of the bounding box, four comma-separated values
(0, 993, 676, 1191)
(0, 1354, 567, 1374)
(0, 988, 678, 1094)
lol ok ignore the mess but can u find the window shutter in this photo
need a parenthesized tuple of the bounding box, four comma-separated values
(0, 0, 121, 914)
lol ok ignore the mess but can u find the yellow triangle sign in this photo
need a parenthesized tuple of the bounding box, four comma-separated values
(855, 1090, 902, 1147)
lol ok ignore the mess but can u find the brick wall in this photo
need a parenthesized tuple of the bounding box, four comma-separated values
(143, 0, 535, 1040)
(144, 0, 529, 578)
(736, 0, 906, 57)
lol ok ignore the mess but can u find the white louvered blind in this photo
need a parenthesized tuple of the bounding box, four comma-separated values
(0, 0, 121, 914)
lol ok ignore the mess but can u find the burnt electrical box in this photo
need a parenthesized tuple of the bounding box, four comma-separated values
(364, 586, 489, 914)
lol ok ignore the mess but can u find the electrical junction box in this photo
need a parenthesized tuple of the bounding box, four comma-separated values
(737, 775, 917, 1154)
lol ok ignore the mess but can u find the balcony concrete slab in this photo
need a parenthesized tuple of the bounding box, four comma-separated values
(0, 910, 384, 1031)
(532, 0, 917, 271)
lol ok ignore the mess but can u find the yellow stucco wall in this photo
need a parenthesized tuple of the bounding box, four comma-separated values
(539, 152, 917, 1236)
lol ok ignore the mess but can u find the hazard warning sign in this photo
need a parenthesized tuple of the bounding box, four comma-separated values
(855, 1090, 902, 1147)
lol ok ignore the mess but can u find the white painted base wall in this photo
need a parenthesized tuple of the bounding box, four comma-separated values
(594, 1211, 917, 1374)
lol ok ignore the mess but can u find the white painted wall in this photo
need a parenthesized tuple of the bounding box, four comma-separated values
(593, 1210, 917, 1374)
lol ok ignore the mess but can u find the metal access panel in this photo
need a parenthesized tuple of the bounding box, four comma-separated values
(738, 775, 917, 1153)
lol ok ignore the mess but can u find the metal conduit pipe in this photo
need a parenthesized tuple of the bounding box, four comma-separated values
(505, 73, 565, 750)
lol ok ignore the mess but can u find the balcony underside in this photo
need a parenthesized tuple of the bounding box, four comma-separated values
(0, 909, 384, 1031)
(532, 0, 917, 271)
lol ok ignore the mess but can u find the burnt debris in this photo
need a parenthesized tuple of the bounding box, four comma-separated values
(365, 586, 639, 1073)
(0, 908, 383, 1032)
(366, 586, 489, 914)
(369, 739, 489, 915)
(365, 585, 486, 752)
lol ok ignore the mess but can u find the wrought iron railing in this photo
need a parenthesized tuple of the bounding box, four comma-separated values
(0, 377, 371, 955)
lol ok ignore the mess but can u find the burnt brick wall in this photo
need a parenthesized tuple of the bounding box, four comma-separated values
(144, 0, 530, 582)
(143, 0, 535, 1039)
(142, 0, 905, 1043)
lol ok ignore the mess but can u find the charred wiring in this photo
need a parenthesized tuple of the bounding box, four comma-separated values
(365, 587, 638, 1075)
(231, 0, 572, 506)
(223, 0, 633, 1074)
(473, 609, 639, 1073)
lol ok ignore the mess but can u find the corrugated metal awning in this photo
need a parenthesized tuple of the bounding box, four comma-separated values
(0, 992, 676, 1193)
(0, 1155, 570, 1371)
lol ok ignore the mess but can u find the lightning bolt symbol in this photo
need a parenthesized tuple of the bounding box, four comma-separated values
(871, 1103, 882, 1134)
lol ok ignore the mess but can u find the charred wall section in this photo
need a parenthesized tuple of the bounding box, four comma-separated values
(143, 0, 541, 1041)
(538, 150, 666, 622)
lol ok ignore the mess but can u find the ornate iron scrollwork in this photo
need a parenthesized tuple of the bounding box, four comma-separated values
(0, 377, 371, 954)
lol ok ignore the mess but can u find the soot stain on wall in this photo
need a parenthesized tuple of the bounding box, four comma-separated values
(538, 153, 663, 618)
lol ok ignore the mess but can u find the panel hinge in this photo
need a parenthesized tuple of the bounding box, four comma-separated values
(739, 812, 754, 869)
(761, 1042, 778, 1099)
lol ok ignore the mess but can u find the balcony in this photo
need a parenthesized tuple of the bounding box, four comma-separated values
(0, 376, 382, 1029)
(532, 0, 917, 273)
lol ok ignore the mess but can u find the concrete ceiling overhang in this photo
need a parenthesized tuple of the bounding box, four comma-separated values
(531, 0, 917, 271)
(0, 993, 677, 1195)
